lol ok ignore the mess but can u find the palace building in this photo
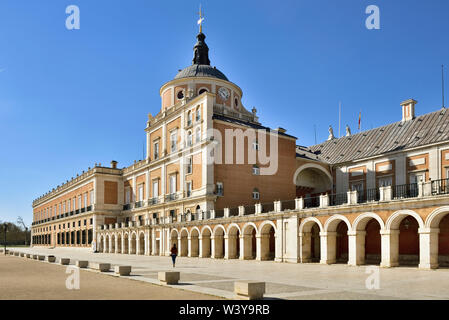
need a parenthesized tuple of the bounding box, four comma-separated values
(31, 25, 449, 270)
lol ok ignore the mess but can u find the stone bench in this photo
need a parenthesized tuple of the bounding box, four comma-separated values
(76, 260, 88, 268)
(32, 254, 38, 260)
(26, 254, 31, 259)
(60, 258, 70, 265)
(158, 271, 180, 285)
(114, 266, 132, 276)
(9, 251, 14, 256)
(20, 253, 25, 257)
(14, 252, 20, 257)
(234, 281, 266, 300)
(38, 255, 45, 261)
(47, 256, 56, 263)
(89, 262, 111, 272)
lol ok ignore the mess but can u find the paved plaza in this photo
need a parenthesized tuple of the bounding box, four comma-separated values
(0, 253, 221, 300)
(5, 247, 449, 300)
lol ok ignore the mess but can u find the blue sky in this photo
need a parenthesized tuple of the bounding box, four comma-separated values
(0, 0, 448, 225)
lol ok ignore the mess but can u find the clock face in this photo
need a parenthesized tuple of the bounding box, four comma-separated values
(218, 87, 230, 101)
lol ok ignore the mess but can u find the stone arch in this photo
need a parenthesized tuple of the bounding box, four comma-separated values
(130, 232, 137, 255)
(242, 222, 259, 236)
(227, 223, 241, 235)
(170, 228, 179, 238)
(386, 210, 424, 230)
(351, 212, 385, 265)
(190, 227, 200, 257)
(212, 225, 226, 259)
(259, 221, 276, 261)
(200, 226, 212, 258)
(386, 210, 423, 266)
(180, 227, 190, 237)
(227, 224, 241, 259)
(324, 215, 352, 232)
(299, 217, 324, 234)
(323, 215, 351, 264)
(425, 206, 449, 228)
(425, 206, 449, 268)
(138, 232, 145, 255)
(352, 212, 385, 231)
(170, 229, 179, 252)
(98, 235, 104, 252)
(123, 232, 129, 254)
(117, 233, 122, 254)
(242, 223, 257, 260)
(111, 234, 116, 253)
(105, 234, 110, 253)
(300, 217, 324, 263)
(201, 226, 213, 237)
(294, 163, 333, 198)
(179, 228, 189, 257)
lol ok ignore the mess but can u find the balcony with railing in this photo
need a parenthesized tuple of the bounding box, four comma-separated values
(304, 196, 320, 209)
(393, 183, 419, 199)
(229, 207, 239, 217)
(329, 193, 348, 206)
(135, 201, 143, 209)
(165, 193, 178, 202)
(431, 179, 449, 195)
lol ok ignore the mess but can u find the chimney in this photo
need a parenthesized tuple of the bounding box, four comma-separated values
(111, 160, 118, 169)
(275, 127, 286, 134)
(401, 99, 417, 122)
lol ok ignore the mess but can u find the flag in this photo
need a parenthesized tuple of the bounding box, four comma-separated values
(358, 112, 361, 131)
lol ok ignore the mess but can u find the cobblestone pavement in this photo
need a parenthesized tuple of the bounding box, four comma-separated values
(8, 247, 449, 300)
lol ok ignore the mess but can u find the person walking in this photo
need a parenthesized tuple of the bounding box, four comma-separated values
(170, 243, 178, 268)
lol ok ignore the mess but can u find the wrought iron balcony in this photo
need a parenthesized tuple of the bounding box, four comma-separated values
(431, 179, 449, 195)
(135, 201, 143, 208)
(165, 193, 178, 202)
(393, 183, 418, 199)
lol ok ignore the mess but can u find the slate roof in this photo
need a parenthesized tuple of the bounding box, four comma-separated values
(307, 109, 449, 164)
(175, 64, 229, 81)
(213, 114, 297, 139)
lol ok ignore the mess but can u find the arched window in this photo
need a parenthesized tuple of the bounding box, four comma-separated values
(196, 107, 201, 121)
(177, 90, 184, 100)
(187, 131, 193, 147)
(252, 188, 260, 200)
(198, 88, 208, 95)
(196, 127, 201, 143)
(187, 111, 192, 126)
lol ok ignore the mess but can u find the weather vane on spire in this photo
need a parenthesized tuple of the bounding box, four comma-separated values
(198, 4, 204, 33)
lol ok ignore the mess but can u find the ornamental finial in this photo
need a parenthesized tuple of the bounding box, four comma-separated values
(198, 4, 204, 33)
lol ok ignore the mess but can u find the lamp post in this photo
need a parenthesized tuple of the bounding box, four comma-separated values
(25, 227, 28, 246)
